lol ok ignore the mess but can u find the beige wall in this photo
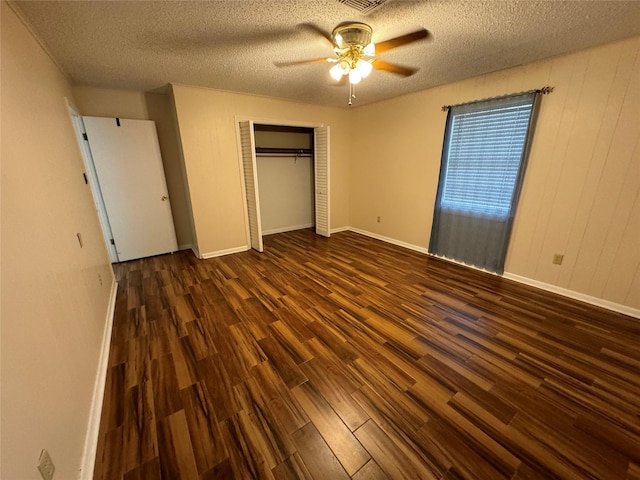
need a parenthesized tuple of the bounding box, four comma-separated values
(145, 92, 195, 249)
(171, 84, 351, 256)
(257, 155, 315, 234)
(71, 86, 195, 248)
(254, 130, 313, 149)
(351, 36, 640, 310)
(1, 3, 115, 479)
(73, 85, 149, 120)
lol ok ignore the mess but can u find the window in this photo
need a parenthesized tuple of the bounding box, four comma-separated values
(429, 92, 538, 274)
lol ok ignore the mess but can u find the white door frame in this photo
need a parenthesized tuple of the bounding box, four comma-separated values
(234, 116, 331, 250)
(68, 106, 119, 262)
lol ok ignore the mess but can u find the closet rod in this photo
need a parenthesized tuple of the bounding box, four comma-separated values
(255, 147, 313, 155)
(256, 153, 313, 158)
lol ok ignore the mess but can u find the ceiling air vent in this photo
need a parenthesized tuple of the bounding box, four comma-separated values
(336, 0, 389, 15)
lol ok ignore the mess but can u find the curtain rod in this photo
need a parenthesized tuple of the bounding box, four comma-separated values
(441, 86, 554, 112)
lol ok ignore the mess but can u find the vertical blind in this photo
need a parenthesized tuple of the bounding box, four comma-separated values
(429, 92, 538, 274)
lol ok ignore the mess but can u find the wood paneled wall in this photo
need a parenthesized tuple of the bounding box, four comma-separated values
(350, 36, 640, 310)
(508, 37, 639, 309)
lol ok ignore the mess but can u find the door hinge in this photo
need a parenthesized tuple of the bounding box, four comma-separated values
(82, 173, 88, 184)
(110, 239, 116, 245)
(82, 133, 88, 141)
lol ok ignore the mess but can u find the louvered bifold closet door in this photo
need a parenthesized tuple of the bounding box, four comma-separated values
(239, 120, 264, 252)
(314, 126, 330, 237)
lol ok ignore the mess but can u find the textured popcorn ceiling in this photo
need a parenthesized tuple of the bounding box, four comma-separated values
(11, 0, 640, 108)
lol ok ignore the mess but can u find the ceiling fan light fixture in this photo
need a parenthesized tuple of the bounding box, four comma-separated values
(332, 22, 373, 50)
(349, 69, 362, 84)
(355, 59, 373, 78)
(330, 63, 344, 81)
(364, 42, 376, 56)
(276, 21, 425, 104)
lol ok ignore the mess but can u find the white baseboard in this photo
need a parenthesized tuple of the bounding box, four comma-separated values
(178, 243, 194, 252)
(79, 277, 118, 479)
(503, 272, 640, 319)
(347, 227, 429, 254)
(330, 226, 351, 234)
(263, 223, 314, 236)
(200, 245, 249, 259)
(343, 226, 639, 319)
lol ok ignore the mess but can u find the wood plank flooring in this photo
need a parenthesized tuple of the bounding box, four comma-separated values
(93, 229, 640, 480)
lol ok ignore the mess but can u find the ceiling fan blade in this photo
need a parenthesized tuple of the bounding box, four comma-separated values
(299, 23, 337, 48)
(372, 59, 418, 77)
(274, 57, 332, 67)
(375, 29, 429, 54)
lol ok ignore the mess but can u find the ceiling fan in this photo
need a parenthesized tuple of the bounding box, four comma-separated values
(275, 22, 429, 104)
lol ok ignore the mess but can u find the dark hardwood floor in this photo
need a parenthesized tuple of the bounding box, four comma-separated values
(93, 229, 640, 480)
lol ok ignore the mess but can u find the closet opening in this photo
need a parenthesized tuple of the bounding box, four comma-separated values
(255, 124, 315, 237)
(238, 120, 330, 252)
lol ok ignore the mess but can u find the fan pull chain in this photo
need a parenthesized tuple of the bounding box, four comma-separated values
(348, 82, 356, 106)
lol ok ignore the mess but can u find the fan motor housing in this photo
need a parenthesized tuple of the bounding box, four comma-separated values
(332, 22, 373, 49)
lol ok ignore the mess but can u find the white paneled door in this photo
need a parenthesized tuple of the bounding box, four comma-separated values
(83, 116, 177, 262)
(314, 126, 330, 237)
(239, 120, 264, 252)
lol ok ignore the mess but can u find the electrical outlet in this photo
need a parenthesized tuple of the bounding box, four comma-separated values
(377, 216, 381, 223)
(552, 253, 564, 265)
(37, 449, 55, 480)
